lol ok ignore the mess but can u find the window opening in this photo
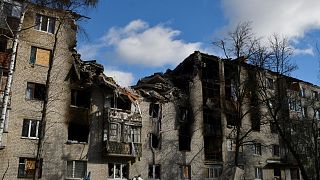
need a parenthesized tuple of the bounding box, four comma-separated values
(273, 145, 280, 156)
(22, 119, 40, 139)
(67, 160, 87, 179)
(108, 163, 128, 179)
(26, 82, 45, 101)
(206, 165, 223, 179)
(68, 121, 89, 143)
(254, 143, 262, 155)
(35, 14, 55, 33)
(148, 164, 160, 180)
(179, 165, 191, 180)
(150, 133, 160, 149)
(149, 103, 160, 118)
(71, 89, 90, 108)
(18, 157, 42, 178)
(254, 167, 263, 179)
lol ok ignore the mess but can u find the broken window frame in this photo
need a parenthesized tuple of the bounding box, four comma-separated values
(26, 82, 45, 101)
(266, 77, 274, 90)
(149, 103, 160, 118)
(21, 119, 41, 139)
(272, 144, 280, 157)
(71, 89, 90, 108)
(178, 165, 191, 180)
(66, 160, 87, 179)
(123, 125, 141, 143)
(312, 91, 319, 101)
(35, 14, 55, 34)
(253, 143, 262, 155)
(150, 133, 161, 149)
(205, 165, 223, 179)
(148, 164, 161, 180)
(273, 168, 281, 179)
(30, 46, 51, 67)
(227, 139, 235, 151)
(288, 99, 301, 112)
(254, 167, 263, 180)
(67, 121, 89, 143)
(18, 157, 42, 178)
(108, 163, 128, 180)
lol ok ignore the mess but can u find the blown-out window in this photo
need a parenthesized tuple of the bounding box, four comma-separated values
(26, 82, 45, 101)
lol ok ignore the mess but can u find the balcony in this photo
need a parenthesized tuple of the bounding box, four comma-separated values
(103, 107, 142, 158)
(104, 141, 142, 157)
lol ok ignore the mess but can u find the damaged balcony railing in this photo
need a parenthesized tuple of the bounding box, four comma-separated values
(103, 107, 142, 157)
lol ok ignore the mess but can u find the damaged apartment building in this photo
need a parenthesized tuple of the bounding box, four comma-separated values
(0, 1, 144, 179)
(132, 51, 319, 180)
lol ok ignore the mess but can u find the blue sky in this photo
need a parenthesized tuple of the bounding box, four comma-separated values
(77, 0, 320, 87)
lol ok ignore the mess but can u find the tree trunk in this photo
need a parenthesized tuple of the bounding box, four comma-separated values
(33, 18, 62, 180)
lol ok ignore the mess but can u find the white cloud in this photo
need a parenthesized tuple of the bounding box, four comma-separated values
(104, 69, 134, 87)
(103, 19, 202, 67)
(293, 46, 314, 56)
(221, 0, 320, 39)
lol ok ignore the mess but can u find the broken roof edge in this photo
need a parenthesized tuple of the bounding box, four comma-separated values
(71, 51, 141, 102)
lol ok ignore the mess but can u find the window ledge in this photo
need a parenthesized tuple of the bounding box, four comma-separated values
(34, 29, 54, 35)
(21, 137, 39, 140)
(66, 140, 88, 145)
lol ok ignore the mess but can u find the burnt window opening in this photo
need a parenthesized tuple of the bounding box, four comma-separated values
(202, 60, 219, 80)
(204, 137, 222, 161)
(26, 82, 45, 101)
(251, 108, 261, 131)
(148, 164, 161, 179)
(273, 145, 280, 156)
(112, 94, 131, 111)
(226, 112, 238, 127)
(149, 103, 160, 118)
(71, 89, 90, 108)
(179, 123, 191, 151)
(203, 111, 222, 136)
(274, 168, 281, 178)
(270, 122, 278, 134)
(179, 107, 190, 123)
(68, 121, 89, 143)
(150, 133, 160, 149)
(179, 135, 191, 151)
(0, 37, 7, 52)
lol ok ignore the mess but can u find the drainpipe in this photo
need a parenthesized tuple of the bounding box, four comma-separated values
(0, 2, 26, 147)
